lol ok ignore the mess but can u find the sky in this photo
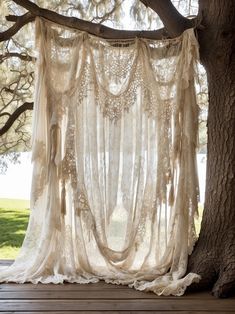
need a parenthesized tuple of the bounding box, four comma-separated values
(0, 152, 32, 200)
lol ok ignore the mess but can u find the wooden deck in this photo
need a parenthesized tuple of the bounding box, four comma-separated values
(0, 260, 235, 313)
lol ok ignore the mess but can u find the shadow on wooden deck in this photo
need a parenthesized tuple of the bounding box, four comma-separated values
(0, 260, 235, 313)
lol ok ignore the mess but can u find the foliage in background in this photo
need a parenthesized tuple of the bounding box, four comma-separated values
(0, 1, 34, 155)
(0, 151, 20, 174)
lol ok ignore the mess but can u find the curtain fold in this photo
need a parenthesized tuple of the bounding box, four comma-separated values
(0, 18, 201, 296)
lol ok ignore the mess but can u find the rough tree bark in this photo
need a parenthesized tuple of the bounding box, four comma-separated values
(187, 0, 235, 298)
(0, 0, 235, 297)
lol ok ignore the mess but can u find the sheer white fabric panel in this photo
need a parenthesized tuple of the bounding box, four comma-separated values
(0, 18, 201, 296)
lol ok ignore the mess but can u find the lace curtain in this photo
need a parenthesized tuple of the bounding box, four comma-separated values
(0, 18, 201, 296)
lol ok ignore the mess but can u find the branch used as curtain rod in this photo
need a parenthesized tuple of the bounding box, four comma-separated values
(10, 0, 168, 40)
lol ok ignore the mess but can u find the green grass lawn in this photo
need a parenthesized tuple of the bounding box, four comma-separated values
(0, 198, 203, 260)
(0, 199, 30, 259)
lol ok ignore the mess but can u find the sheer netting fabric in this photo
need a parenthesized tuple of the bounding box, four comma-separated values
(0, 18, 201, 296)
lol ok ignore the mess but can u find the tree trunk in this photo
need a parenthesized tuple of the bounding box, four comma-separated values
(188, 0, 235, 297)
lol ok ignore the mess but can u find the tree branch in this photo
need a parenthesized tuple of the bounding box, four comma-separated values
(0, 12, 35, 42)
(11, 0, 168, 39)
(0, 0, 197, 44)
(0, 52, 35, 64)
(140, 0, 195, 37)
(0, 102, 33, 136)
(0, 112, 11, 119)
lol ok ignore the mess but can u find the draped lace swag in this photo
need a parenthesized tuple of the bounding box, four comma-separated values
(0, 18, 201, 295)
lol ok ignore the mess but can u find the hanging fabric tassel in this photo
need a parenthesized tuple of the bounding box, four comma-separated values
(168, 183, 175, 207)
(61, 180, 66, 216)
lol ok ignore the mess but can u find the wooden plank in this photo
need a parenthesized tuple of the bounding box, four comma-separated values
(1, 284, 234, 300)
(0, 284, 219, 299)
(0, 312, 234, 314)
(0, 290, 231, 300)
(1, 312, 234, 314)
(0, 299, 235, 311)
(0, 290, 159, 299)
(0, 287, 221, 300)
(0, 282, 130, 291)
(1, 261, 235, 314)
